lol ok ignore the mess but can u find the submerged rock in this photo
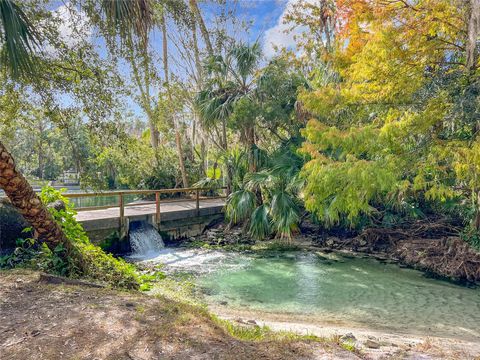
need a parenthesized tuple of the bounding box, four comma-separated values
(364, 339, 380, 349)
(340, 333, 357, 342)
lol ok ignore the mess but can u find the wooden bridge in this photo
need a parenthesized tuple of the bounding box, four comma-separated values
(63, 187, 226, 241)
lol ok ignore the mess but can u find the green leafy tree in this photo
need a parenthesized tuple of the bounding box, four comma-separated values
(299, 0, 480, 244)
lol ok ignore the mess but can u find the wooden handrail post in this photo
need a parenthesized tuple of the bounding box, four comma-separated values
(195, 189, 200, 216)
(119, 192, 125, 238)
(155, 191, 161, 229)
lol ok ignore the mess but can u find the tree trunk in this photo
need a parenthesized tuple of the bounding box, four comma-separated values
(475, 191, 480, 231)
(189, 0, 213, 56)
(190, 3, 208, 177)
(190, 8, 203, 86)
(246, 126, 262, 204)
(200, 137, 206, 175)
(467, 0, 480, 71)
(161, 13, 189, 188)
(0, 141, 67, 251)
(145, 107, 159, 149)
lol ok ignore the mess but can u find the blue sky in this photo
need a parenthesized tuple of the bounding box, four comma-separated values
(50, 0, 303, 120)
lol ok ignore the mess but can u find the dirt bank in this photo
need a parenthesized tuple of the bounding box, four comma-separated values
(0, 270, 358, 360)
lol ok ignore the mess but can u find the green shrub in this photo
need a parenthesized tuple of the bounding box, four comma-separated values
(75, 242, 140, 289)
(0, 236, 69, 275)
(1, 186, 150, 289)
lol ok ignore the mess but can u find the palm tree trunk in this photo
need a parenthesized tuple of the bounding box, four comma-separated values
(0, 141, 67, 251)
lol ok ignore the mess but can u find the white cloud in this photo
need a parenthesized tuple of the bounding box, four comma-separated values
(263, 0, 308, 58)
(55, 3, 91, 44)
(44, 3, 92, 54)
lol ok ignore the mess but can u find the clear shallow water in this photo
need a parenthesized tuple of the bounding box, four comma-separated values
(135, 249, 480, 340)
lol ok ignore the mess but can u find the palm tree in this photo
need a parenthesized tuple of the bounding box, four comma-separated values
(196, 41, 262, 192)
(0, 0, 69, 251)
(0, 0, 39, 77)
(0, 0, 154, 253)
(225, 143, 305, 241)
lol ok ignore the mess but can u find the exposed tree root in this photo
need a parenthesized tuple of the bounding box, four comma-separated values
(393, 237, 480, 283)
(307, 218, 480, 284)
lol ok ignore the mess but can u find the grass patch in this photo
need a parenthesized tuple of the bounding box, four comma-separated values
(209, 313, 321, 342)
(251, 240, 302, 252)
(148, 276, 203, 307)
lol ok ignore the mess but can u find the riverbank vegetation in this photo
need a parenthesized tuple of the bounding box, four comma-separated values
(0, 0, 479, 282)
(1, 1, 480, 357)
(1, 0, 480, 266)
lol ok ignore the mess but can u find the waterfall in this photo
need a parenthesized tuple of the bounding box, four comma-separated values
(128, 221, 164, 258)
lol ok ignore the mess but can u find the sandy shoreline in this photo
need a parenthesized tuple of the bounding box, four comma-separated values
(209, 304, 480, 359)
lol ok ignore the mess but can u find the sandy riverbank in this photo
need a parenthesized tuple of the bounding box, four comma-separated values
(210, 304, 480, 360)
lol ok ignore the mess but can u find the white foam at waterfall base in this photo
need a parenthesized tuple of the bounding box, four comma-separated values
(132, 248, 236, 275)
(128, 222, 165, 259)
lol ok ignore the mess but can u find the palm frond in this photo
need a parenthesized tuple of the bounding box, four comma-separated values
(193, 177, 221, 189)
(244, 170, 274, 191)
(270, 190, 300, 239)
(196, 83, 241, 126)
(285, 173, 305, 194)
(248, 204, 271, 240)
(229, 41, 261, 83)
(203, 54, 227, 77)
(220, 147, 248, 190)
(225, 189, 255, 225)
(0, 0, 40, 78)
(269, 147, 303, 178)
(101, 0, 153, 43)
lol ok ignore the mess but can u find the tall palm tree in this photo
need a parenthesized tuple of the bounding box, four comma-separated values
(196, 41, 261, 193)
(0, 0, 154, 253)
(0, 0, 68, 251)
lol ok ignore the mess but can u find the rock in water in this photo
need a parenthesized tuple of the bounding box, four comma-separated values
(340, 333, 357, 342)
(364, 339, 380, 349)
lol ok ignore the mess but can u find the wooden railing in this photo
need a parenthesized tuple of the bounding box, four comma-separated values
(63, 187, 226, 229)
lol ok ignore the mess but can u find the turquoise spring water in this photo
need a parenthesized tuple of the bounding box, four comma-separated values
(139, 249, 480, 340)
